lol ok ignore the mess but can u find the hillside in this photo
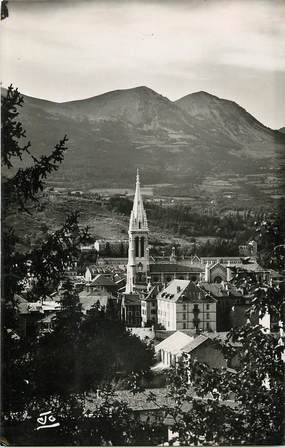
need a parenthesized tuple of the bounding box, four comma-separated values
(2, 86, 284, 200)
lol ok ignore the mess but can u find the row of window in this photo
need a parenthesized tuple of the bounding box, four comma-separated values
(127, 311, 141, 317)
(183, 313, 212, 320)
(151, 275, 199, 282)
(183, 303, 211, 310)
(182, 322, 212, 330)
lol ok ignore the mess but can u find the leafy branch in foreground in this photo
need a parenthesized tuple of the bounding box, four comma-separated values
(1, 84, 30, 168)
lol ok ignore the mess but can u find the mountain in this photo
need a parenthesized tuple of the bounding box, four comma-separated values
(278, 127, 285, 134)
(3, 86, 285, 198)
(175, 91, 283, 159)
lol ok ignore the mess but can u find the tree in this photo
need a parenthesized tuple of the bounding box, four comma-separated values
(1, 86, 89, 438)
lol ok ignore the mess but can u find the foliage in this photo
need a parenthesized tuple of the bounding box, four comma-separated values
(255, 215, 285, 271)
(107, 196, 133, 215)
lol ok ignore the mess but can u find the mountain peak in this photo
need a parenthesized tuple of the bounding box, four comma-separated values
(177, 90, 222, 103)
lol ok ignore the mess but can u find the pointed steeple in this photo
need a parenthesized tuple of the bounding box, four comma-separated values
(129, 169, 148, 232)
(125, 170, 150, 294)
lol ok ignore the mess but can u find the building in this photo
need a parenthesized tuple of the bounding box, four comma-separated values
(141, 284, 159, 326)
(121, 292, 142, 327)
(149, 263, 203, 285)
(157, 279, 217, 332)
(155, 331, 194, 367)
(122, 170, 149, 326)
(181, 334, 227, 369)
(125, 169, 149, 294)
(78, 288, 112, 314)
(204, 261, 229, 283)
(239, 240, 257, 257)
(14, 295, 61, 336)
(94, 239, 128, 256)
(87, 273, 117, 294)
(200, 282, 241, 331)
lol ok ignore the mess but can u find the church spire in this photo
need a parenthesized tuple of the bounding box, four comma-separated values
(125, 170, 150, 294)
(129, 169, 148, 232)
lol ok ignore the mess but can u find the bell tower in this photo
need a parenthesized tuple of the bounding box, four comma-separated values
(126, 169, 149, 293)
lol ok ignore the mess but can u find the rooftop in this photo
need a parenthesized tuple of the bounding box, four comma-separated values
(91, 274, 116, 287)
(155, 331, 194, 354)
(157, 280, 216, 304)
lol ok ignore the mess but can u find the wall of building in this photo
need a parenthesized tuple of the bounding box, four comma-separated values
(150, 271, 200, 284)
(176, 302, 216, 332)
(191, 342, 227, 369)
(157, 300, 176, 330)
(157, 299, 216, 332)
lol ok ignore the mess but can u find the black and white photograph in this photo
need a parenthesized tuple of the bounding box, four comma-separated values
(1, 0, 285, 445)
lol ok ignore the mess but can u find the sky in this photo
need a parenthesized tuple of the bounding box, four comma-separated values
(1, 0, 285, 129)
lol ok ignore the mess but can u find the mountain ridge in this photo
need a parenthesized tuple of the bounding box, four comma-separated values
(2, 86, 284, 196)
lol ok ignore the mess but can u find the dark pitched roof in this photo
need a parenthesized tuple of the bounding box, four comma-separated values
(200, 282, 224, 297)
(123, 293, 141, 305)
(141, 285, 159, 302)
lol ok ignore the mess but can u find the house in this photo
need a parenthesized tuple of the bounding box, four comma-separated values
(155, 331, 194, 367)
(181, 334, 228, 369)
(78, 288, 112, 314)
(121, 292, 142, 327)
(157, 280, 217, 332)
(141, 285, 159, 326)
(14, 295, 61, 336)
(88, 273, 116, 294)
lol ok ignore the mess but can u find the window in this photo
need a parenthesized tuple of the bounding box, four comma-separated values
(206, 313, 210, 319)
(183, 313, 186, 320)
(151, 309, 156, 315)
(183, 323, 186, 329)
(140, 237, 145, 257)
(135, 237, 139, 257)
(206, 304, 210, 310)
(183, 304, 186, 310)
(206, 322, 210, 330)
